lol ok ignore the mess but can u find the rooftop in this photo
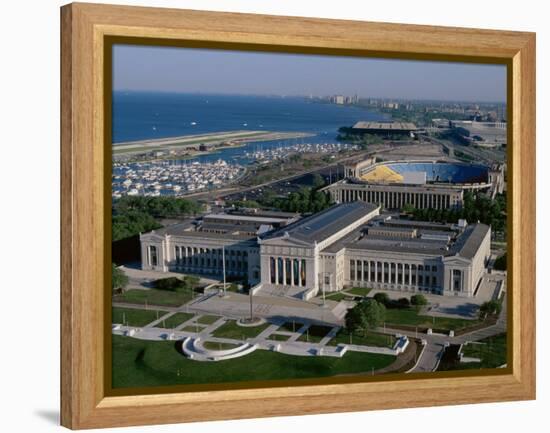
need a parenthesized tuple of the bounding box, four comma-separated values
(352, 121, 417, 131)
(203, 213, 290, 225)
(451, 223, 491, 259)
(322, 217, 489, 259)
(266, 202, 379, 244)
(228, 209, 300, 219)
(145, 221, 258, 241)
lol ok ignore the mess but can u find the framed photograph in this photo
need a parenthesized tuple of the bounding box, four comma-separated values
(60, 3, 536, 429)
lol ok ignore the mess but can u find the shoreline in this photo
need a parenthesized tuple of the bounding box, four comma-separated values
(112, 130, 316, 155)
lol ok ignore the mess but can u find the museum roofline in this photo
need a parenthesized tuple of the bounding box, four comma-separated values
(264, 201, 379, 244)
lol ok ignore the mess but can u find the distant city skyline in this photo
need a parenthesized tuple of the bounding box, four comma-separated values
(113, 45, 507, 103)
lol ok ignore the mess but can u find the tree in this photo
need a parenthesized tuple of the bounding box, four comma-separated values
(493, 253, 507, 271)
(402, 203, 415, 214)
(311, 173, 325, 190)
(112, 264, 129, 293)
(411, 294, 428, 306)
(409, 191, 507, 238)
(360, 299, 386, 332)
(263, 187, 332, 214)
(346, 299, 386, 335)
(373, 292, 390, 306)
(397, 297, 410, 308)
(153, 275, 200, 292)
(228, 200, 261, 209)
(153, 277, 184, 291)
(345, 304, 367, 334)
(112, 210, 161, 242)
(111, 196, 204, 241)
(478, 300, 502, 319)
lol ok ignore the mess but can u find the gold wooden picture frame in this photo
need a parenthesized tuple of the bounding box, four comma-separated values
(61, 2, 536, 429)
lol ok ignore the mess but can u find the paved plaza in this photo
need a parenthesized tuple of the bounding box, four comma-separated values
(113, 265, 507, 373)
(112, 305, 408, 362)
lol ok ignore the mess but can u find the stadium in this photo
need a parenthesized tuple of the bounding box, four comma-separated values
(323, 160, 505, 210)
(358, 161, 489, 184)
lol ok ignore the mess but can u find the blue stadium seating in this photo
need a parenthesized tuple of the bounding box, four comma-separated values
(385, 162, 488, 184)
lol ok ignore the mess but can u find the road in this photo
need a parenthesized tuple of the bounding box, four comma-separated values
(184, 142, 417, 201)
(181, 149, 374, 201)
(388, 293, 508, 373)
(424, 134, 506, 165)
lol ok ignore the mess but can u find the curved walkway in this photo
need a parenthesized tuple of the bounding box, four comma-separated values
(181, 337, 258, 361)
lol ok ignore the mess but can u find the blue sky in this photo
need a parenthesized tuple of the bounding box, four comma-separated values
(113, 45, 506, 102)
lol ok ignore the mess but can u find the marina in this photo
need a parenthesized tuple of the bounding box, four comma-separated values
(112, 159, 245, 198)
(244, 141, 359, 164)
(111, 141, 359, 198)
(110, 92, 386, 197)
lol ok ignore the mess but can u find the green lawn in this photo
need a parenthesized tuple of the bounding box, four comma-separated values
(112, 335, 396, 388)
(156, 312, 195, 329)
(346, 287, 373, 297)
(384, 308, 479, 331)
(327, 329, 395, 348)
(323, 292, 348, 302)
(438, 334, 507, 372)
(297, 325, 333, 343)
(460, 334, 507, 369)
(212, 320, 271, 339)
(112, 307, 167, 327)
(196, 315, 220, 325)
(113, 288, 196, 307)
(202, 341, 240, 351)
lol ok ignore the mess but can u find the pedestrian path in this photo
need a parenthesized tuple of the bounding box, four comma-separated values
(143, 311, 176, 329)
(319, 326, 341, 346)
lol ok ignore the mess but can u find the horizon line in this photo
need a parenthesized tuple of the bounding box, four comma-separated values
(112, 89, 506, 105)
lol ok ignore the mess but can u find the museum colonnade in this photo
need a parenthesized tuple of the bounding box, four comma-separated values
(336, 189, 453, 209)
(171, 245, 248, 274)
(268, 256, 307, 287)
(348, 258, 439, 290)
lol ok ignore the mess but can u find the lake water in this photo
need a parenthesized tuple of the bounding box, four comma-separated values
(112, 92, 387, 164)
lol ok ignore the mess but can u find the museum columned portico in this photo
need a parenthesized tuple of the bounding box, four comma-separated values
(141, 202, 490, 299)
(268, 257, 307, 287)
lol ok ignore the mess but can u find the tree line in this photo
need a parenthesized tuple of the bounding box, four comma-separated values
(261, 187, 332, 214)
(336, 127, 382, 149)
(112, 196, 203, 241)
(405, 191, 506, 235)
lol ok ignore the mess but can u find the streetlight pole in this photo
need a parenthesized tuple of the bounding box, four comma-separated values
(321, 257, 326, 307)
(222, 245, 226, 296)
